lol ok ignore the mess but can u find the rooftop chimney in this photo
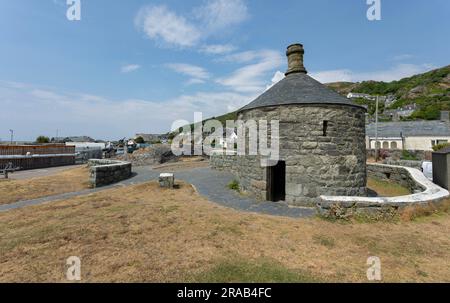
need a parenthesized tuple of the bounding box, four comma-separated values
(285, 43, 307, 76)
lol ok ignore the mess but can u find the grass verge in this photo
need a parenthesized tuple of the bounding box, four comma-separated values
(0, 166, 90, 205)
(367, 177, 410, 197)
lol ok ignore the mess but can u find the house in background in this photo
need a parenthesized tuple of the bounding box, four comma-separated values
(346, 93, 397, 106)
(383, 103, 418, 121)
(366, 111, 450, 151)
(217, 128, 238, 150)
(347, 92, 376, 101)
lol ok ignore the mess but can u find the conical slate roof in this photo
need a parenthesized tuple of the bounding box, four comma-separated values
(239, 44, 365, 113)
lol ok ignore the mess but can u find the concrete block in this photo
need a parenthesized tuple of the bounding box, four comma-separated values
(159, 173, 175, 188)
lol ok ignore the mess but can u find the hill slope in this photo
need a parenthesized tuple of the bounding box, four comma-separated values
(326, 65, 450, 120)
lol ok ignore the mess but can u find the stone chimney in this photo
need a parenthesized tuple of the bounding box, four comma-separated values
(441, 111, 449, 122)
(285, 43, 307, 76)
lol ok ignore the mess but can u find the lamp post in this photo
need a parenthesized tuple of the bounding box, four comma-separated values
(9, 129, 14, 145)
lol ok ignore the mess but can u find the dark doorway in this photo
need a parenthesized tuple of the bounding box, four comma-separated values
(267, 161, 286, 202)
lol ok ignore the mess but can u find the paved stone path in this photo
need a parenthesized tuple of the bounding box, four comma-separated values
(0, 166, 315, 218)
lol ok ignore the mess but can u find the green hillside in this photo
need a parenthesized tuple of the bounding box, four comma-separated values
(326, 65, 450, 120)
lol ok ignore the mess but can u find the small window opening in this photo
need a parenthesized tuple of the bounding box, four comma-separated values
(323, 121, 328, 136)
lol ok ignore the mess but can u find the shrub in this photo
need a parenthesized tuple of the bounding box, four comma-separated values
(378, 149, 390, 160)
(432, 143, 450, 152)
(228, 180, 240, 191)
(36, 136, 50, 144)
(401, 150, 418, 160)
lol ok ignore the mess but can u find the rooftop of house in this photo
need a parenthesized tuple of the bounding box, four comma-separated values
(366, 120, 450, 137)
(239, 44, 365, 112)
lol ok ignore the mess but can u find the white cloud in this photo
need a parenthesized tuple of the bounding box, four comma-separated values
(166, 63, 210, 85)
(194, 0, 249, 33)
(200, 44, 237, 55)
(310, 63, 435, 83)
(219, 50, 261, 63)
(216, 50, 284, 93)
(186, 78, 206, 85)
(265, 71, 285, 90)
(135, 1, 248, 49)
(0, 81, 256, 141)
(135, 5, 202, 48)
(121, 64, 141, 73)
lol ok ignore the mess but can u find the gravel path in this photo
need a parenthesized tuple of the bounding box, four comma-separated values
(0, 166, 315, 218)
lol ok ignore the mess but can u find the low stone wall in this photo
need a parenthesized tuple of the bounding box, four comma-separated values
(367, 149, 432, 161)
(382, 159, 423, 170)
(88, 159, 132, 188)
(76, 149, 103, 164)
(367, 163, 424, 193)
(319, 163, 449, 218)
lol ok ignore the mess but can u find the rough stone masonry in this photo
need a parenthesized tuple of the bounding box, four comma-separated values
(88, 159, 132, 188)
(211, 43, 367, 206)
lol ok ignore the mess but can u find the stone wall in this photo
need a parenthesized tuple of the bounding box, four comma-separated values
(367, 149, 432, 161)
(319, 163, 449, 219)
(367, 163, 424, 193)
(88, 159, 132, 188)
(234, 104, 367, 205)
(76, 149, 103, 164)
(210, 153, 266, 199)
(382, 159, 423, 170)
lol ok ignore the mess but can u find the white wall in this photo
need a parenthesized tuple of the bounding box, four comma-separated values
(66, 142, 106, 151)
(404, 136, 450, 151)
(366, 136, 450, 151)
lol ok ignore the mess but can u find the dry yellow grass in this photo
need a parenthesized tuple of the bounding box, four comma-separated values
(0, 181, 449, 282)
(0, 166, 90, 205)
(367, 177, 411, 197)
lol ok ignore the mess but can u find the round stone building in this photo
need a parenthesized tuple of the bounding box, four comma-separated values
(211, 43, 367, 205)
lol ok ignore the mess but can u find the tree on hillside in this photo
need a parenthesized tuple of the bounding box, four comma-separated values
(36, 136, 50, 144)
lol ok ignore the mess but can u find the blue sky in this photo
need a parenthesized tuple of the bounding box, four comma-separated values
(0, 0, 449, 140)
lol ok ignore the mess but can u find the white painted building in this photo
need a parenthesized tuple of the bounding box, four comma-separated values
(366, 114, 450, 151)
(65, 142, 106, 152)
